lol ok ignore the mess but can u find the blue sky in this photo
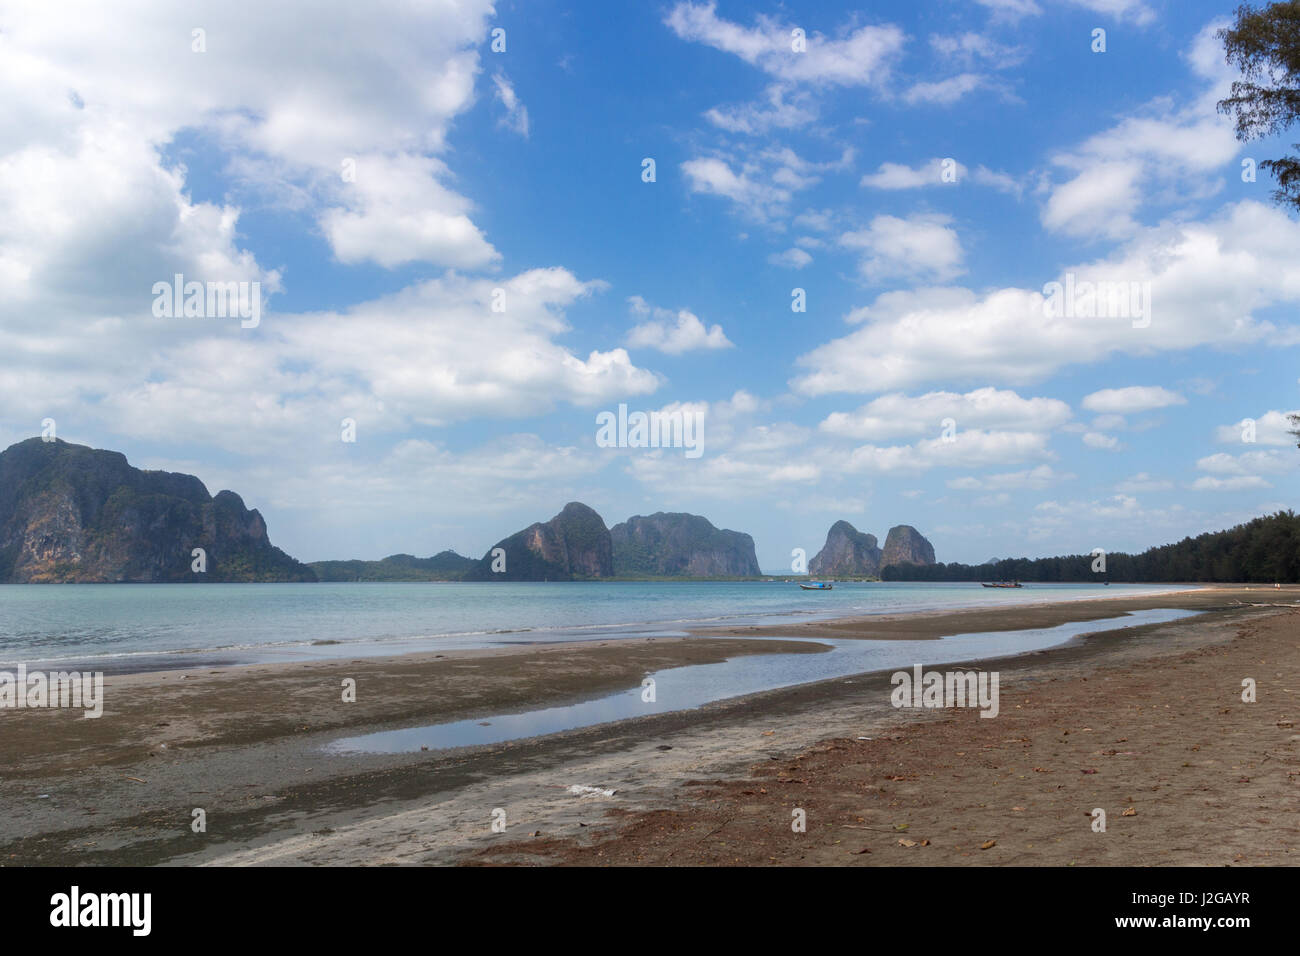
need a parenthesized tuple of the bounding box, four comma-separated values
(1, 0, 1296, 569)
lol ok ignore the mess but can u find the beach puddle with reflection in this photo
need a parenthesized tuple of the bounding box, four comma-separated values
(325, 608, 1199, 754)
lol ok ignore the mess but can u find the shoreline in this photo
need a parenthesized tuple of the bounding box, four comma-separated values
(2, 580, 1209, 675)
(0, 584, 1294, 865)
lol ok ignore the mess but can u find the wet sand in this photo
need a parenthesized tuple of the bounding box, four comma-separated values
(0, 584, 1294, 866)
(689, 585, 1263, 640)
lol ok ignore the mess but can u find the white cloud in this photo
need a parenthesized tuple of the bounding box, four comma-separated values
(683, 148, 851, 222)
(768, 247, 813, 269)
(976, 0, 1154, 26)
(929, 33, 1025, 67)
(974, 0, 1043, 20)
(1190, 475, 1271, 491)
(794, 210, 834, 231)
(0, 0, 501, 275)
(492, 73, 530, 137)
(1082, 431, 1120, 450)
(840, 214, 965, 283)
(793, 201, 1300, 396)
(626, 298, 733, 354)
(948, 464, 1075, 491)
(1042, 161, 1145, 240)
(682, 157, 781, 215)
(1195, 450, 1290, 476)
(860, 158, 1020, 195)
(844, 429, 1053, 474)
(1042, 26, 1238, 239)
(861, 158, 964, 189)
(972, 166, 1024, 196)
(19, 268, 662, 455)
(820, 387, 1071, 440)
(320, 154, 498, 269)
(705, 84, 817, 134)
(1214, 410, 1300, 446)
(903, 73, 986, 105)
(664, 2, 905, 88)
(1063, 0, 1156, 26)
(1082, 386, 1185, 414)
(1115, 472, 1173, 493)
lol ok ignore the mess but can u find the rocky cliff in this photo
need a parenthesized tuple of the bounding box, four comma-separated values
(881, 525, 937, 568)
(808, 520, 883, 576)
(0, 438, 315, 582)
(611, 512, 760, 577)
(463, 502, 613, 581)
(808, 520, 937, 576)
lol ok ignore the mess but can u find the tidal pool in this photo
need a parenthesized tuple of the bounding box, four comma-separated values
(324, 608, 1199, 754)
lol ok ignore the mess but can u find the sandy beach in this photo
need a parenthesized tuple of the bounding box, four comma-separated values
(0, 585, 1295, 866)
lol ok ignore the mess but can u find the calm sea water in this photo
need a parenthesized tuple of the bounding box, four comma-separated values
(0, 581, 1197, 671)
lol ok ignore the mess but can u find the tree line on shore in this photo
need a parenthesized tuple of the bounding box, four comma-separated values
(881, 511, 1300, 584)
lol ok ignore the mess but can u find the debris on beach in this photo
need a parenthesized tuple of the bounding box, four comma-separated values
(567, 785, 617, 797)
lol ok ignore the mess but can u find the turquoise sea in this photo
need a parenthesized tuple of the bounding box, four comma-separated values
(0, 580, 1197, 671)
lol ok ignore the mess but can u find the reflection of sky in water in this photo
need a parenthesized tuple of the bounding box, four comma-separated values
(326, 608, 1199, 754)
(0, 580, 1198, 670)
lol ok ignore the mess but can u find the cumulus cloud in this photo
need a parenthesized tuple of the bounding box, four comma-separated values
(665, 2, 905, 88)
(682, 148, 852, 222)
(1187, 449, 1289, 492)
(0, 0, 502, 277)
(1191, 475, 1271, 491)
(839, 214, 965, 283)
(1082, 431, 1120, 450)
(626, 297, 733, 354)
(793, 201, 1300, 395)
(1195, 450, 1290, 476)
(820, 387, 1071, 440)
(319, 154, 498, 269)
(1214, 410, 1300, 446)
(860, 158, 1020, 195)
(1042, 24, 1238, 239)
(1082, 386, 1186, 414)
(843, 429, 1053, 474)
(13, 268, 661, 455)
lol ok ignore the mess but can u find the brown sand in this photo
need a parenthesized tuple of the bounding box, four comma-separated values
(473, 600, 1300, 866)
(0, 585, 1294, 866)
(690, 586, 1270, 640)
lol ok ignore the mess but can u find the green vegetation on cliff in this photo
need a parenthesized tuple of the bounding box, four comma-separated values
(310, 551, 476, 582)
(0, 438, 315, 582)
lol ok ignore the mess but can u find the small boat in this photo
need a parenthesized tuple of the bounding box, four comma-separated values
(799, 581, 833, 590)
(981, 581, 1023, 588)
